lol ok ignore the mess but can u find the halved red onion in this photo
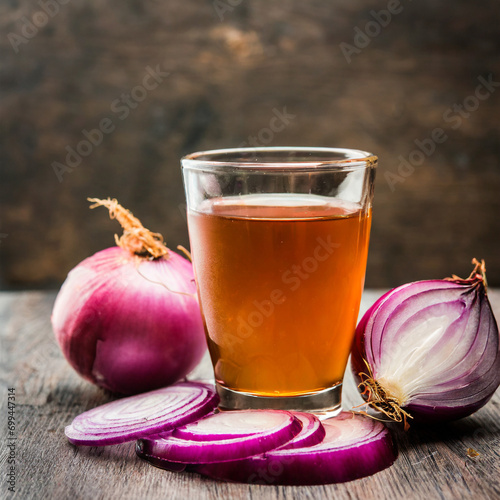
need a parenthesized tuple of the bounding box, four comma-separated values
(65, 382, 218, 446)
(137, 412, 397, 485)
(137, 410, 302, 464)
(351, 259, 500, 423)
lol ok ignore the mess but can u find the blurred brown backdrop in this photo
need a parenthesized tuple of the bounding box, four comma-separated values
(1, 0, 499, 290)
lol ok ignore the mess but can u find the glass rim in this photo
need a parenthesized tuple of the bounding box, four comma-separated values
(181, 147, 377, 172)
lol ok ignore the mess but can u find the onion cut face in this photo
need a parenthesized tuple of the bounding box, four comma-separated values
(137, 410, 302, 465)
(351, 259, 500, 424)
(65, 382, 218, 446)
(137, 412, 397, 485)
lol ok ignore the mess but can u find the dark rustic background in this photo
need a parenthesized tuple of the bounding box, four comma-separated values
(1, 0, 499, 290)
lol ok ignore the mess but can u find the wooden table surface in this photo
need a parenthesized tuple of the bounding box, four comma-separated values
(1, 290, 499, 500)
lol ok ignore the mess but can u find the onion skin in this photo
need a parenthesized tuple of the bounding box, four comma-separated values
(52, 246, 207, 395)
(351, 268, 500, 424)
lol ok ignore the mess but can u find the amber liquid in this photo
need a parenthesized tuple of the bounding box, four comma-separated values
(188, 194, 371, 397)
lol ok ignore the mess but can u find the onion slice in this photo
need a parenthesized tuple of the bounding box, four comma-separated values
(277, 412, 325, 450)
(65, 382, 218, 446)
(137, 410, 302, 464)
(195, 412, 396, 485)
(137, 412, 397, 485)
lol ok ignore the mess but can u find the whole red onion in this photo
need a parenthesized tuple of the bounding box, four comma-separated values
(51, 198, 207, 395)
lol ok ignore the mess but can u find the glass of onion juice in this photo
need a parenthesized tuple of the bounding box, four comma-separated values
(181, 147, 377, 414)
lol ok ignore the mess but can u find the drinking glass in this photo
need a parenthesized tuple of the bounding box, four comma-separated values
(181, 147, 377, 414)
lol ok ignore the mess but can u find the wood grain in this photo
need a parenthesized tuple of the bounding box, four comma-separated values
(1, 290, 499, 499)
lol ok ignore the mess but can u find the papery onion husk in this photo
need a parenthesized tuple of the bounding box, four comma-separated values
(351, 259, 500, 425)
(52, 198, 207, 395)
